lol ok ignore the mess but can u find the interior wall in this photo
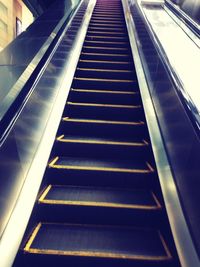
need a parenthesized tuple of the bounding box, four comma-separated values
(0, 0, 33, 51)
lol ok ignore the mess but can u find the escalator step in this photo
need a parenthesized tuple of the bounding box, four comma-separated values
(54, 134, 149, 158)
(87, 31, 126, 36)
(89, 22, 125, 28)
(72, 76, 137, 90)
(88, 26, 125, 31)
(39, 185, 160, 210)
(64, 102, 143, 121)
(49, 156, 154, 174)
(38, 186, 161, 226)
(74, 68, 136, 80)
(78, 59, 133, 70)
(69, 89, 140, 105)
(24, 223, 172, 265)
(59, 117, 147, 139)
(56, 134, 148, 146)
(85, 35, 128, 42)
(80, 52, 131, 61)
(67, 101, 140, 108)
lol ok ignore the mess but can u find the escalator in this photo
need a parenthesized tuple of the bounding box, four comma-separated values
(13, 0, 180, 266)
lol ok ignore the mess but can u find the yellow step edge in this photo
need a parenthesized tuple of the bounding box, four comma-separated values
(48, 157, 154, 174)
(62, 117, 145, 126)
(71, 88, 137, 94)
(159, 231, 173, 259)
(151, 191, 162, 209)
(56, 135, 148, 146)
(67, 101, 141, 109)
(81, 52, 130, 57)
(24, 223, 42, 252)
(24, 223, 171, 261)
(76, 67, 133, 73)
(24, 248, 171, 261)
(74, 77, 135, 82)
(79, 59, 132, 64)
(39, 198, 161, 210)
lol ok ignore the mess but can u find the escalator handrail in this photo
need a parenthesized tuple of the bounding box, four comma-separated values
(125, 1, 200, 266)
(165, 0, 200, 36)
(133, 0, 200, 138)
(0, 0, 81, 146)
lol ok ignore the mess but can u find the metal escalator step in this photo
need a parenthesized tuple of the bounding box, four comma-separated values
(85, 36, 128, 42)
(39, 185, 161, 210)
(72, 76, 137, 91)
(94, 5, 122, 8)
(56, 134, 148, 147)
(92, 12, 123, 15)
(78, 59, 133, 70)
(65, 102, 143, 121)
(90, 16, 124, 20)
(62, 117, 145, 125)
(59, 117, 147, 140)
(88, 20, 125, 25)
(83, 40, 129, 48)
(54, 134, 149, 159)
(75, 67, 136, 80)
(87, 31, 126, 37)
(24, 223, 172, 264)
(83, 45, 129, 50)
(60, 117, 146, 138)
(71, 88, 137, 94)
(66, 101, 140, 109)
(69, 89, 140, 105)
(80, 52, 131, 61)
(60, 117, 146, 139)
(89, 22, 125, 28)
(49, 156, 154, 174)
(88, 25, 125, 30)
(82, 46, 130, 54)
(92, 13, 123, 17)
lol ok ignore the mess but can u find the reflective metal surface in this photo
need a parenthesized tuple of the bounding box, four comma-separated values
(142, 3, 200, 128)
(128, 0, 200, 264)
(0, 0, 80, 122)
(131, 2, 200, 266)
(169, 0, 200, 24)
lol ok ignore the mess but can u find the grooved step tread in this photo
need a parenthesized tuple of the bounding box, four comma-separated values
(39, 185, 161, 210)
(62, 117, 145, 125)
(24, 223, 172, 261)
(49, 156, 154, 174)
(67, 101, 141, 109)
(71, 88, 137, 94)
(56, 134, 148, 147)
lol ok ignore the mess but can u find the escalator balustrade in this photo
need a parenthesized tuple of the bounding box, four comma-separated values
(14, 0, 180, 266)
